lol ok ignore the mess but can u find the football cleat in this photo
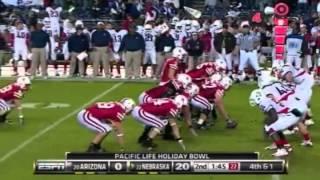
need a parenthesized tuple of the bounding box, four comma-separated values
(266, 143, 292, 152)
(177, 139, 186, 151)
(265, 143, 277, 150)
(283, 129, 296, 135)
(301, 140, 313, 147)
(141, 139, 158, 150)
(272, 148, 288, 157)
(304, 119, 315, 126)
(226, 119, 237, 129)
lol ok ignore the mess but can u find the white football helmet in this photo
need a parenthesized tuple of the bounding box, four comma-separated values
(174, 95, 189, 109)
(175, 22, 183, 32)
(279, 65, 293, 79)
(16, 76, 31, 88)
(249, 89, 264, 107)
(184, 20, 192, 30)
(186, 83, 199, 97)
(209, 73, 223, 83)
(220, 76, 233, 90)
(176, 74, 192, 88)
(172, 47, 187, 59)
(144, 24, 152, 30)
(215, 58, 227, 71)
(120, 98, 136, 113)
(75, 20, 84, 27)
(171, 17, 180, 25)
(191, 20, 200, 30)
(212, 20, 223, 33)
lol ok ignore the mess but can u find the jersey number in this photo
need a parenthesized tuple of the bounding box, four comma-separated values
(50, 10, 59, 17)
(113, 35, 122, 43)
(153, 99, 169, 106)
(275, 85, 292, 95)
(17, 32, 26, 38)
(145, 34, 153, 41)
(96, 102, 115, 109)
(0, 85, 13, 93)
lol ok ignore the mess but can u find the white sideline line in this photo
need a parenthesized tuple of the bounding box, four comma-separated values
(0, 82, 124, 163)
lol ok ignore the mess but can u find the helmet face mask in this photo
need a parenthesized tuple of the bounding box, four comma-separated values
(16, 76, 31, 89)
(176, 74, 192, 88)
(174, 95, 188, 109)
(172, 47, 187, 60)
(120, 98, 136, 113)
(186, 83, 199, 97)
(215, 58, 227, 72)
(220, 76, 232, 90)
(249, 89, 263, 107)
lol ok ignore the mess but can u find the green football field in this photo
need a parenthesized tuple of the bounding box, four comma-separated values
(0, 80, 319, 180)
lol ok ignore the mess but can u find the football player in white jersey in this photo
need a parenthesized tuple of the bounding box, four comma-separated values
(259, 76, 313, 145)
(142, 24, 157, 78)
(11, 20, 30, 75)
(183, 20, 195, 40)
(62, 19, 75, 61)
(170, 21, 187, 47)
(250, 89, 312, 157)
(43, 17, 60, 76)
(279, 65, 314, 125)
(110, 25, 128, 78)
(46, 5, 62, 37)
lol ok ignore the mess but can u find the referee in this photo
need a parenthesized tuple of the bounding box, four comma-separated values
(236, 23, 260, 82)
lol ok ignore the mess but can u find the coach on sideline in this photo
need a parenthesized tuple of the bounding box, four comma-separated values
(91, 22, 113, 78)
(119, 24, 145, 79)
(155, 26, 175, 78)
(68, 25, 90, 78)
(30, 22, 51, 79)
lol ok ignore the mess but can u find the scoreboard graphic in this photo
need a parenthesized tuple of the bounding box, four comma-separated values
(34, 153, 288, 175)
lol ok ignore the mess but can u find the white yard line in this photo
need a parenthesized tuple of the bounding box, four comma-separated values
(0, 82, 124, 163)
(272, 175, 281, 180)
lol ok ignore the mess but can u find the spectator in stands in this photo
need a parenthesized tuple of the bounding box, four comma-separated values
(122, 14, 134, 30)
(161, 0, 177, 19)
(68, 25, 90, 77)
(119, 24, 145, 79)
(298, 0, 308, 15)
(205, 0, 217, 8)
(184, 32, 204, 70)
(30, 23, 51, 79)
(155, 26, 175, 78)
(91, 22, 113, 78)
(125, 0, 142, 19)
(199, 27, 212, 61)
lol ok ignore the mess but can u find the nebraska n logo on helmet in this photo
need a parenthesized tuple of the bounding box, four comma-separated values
(172, 47, 187, 60)
(176, 73, 192, 88)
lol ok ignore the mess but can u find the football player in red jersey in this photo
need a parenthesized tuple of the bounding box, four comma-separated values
(160, 47, 187, 85)
(132, 95, 188, 150)
(191, 76, 237, 129)
(187, 59, 227, 86)
(77, 98, 135, 152)
(139, 74, 191, 104)
(137, 74, 194, 142)
(0, 76, 31, 124)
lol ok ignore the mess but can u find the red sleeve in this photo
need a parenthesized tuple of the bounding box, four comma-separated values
(169, 60, 178, 70)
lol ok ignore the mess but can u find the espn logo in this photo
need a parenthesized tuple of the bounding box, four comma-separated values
(36, 162, 65, 171)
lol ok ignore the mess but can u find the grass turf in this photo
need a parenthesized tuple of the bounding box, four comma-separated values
(0, 80, 319, 180)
